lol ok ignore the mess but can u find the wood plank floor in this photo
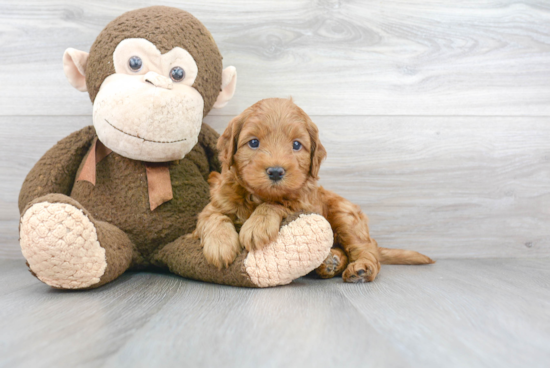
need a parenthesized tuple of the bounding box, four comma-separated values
(1, 0, 550, 116)
(1, 258, 549, 368)
(1, 2, 549, 367)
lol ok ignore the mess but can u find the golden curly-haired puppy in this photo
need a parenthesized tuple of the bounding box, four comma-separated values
(194, 98, 434, 282)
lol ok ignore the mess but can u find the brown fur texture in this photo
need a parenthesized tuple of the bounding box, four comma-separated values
(19, 124, 219, 266)
(151, 214, 319, 288)
(152, 234, 258, 288)
(18, 126, 96, 212)
(19, 122, 323, 288)
(195, 98, 434, 282)
(85, 6, 223, 115)
(20, 8, 324, 289)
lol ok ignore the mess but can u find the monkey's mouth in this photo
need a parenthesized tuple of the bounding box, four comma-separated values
(104, 119, 187, 144)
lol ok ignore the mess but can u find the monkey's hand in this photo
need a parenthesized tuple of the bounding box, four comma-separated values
(239, 204, 289, 251)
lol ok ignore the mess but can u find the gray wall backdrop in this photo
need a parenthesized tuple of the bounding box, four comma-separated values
(1, 0, 549, 259)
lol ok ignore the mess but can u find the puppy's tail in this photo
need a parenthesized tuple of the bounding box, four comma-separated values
(379, 247, 435, 265)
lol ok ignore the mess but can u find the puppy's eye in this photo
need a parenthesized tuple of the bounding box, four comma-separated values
(128, 56, 143, 72)
(293, 141, 302, 151)
(170, 66, 185, 82)
(248, 139, 260, 149)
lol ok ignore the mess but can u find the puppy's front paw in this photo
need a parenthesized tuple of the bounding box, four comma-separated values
(202, 222, 241, 269)
(342, 259, 380, 283)
(239, 214, 280, 251)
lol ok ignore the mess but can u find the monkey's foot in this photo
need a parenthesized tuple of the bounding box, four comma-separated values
(244, 213, 333, 287)
(20, 201, 107, 289)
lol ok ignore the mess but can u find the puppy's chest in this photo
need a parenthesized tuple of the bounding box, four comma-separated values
(230, 202, 256, 231)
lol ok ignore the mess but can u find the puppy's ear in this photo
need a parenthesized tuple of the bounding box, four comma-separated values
(306, 116, 327, 179)
(218, 110, 247, 170)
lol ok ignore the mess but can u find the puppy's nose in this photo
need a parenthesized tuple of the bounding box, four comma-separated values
(267, 167, 285, 182)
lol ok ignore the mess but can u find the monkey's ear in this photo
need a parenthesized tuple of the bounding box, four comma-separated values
(213, 66, 237, 109)
(63, 48, 89, 92)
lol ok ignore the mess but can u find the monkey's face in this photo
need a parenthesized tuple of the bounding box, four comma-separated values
(93, 39, 203, 162)
(63, 7, 237, 162)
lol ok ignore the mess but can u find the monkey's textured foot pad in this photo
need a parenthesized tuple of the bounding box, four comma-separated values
(20, 202, 107, 289)
(244, 214, 333, 287)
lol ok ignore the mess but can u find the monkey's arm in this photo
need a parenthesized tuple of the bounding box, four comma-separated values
(18, 126, 96, 214)
(153, 211, 334, 288)
(198, 123, 221, 173)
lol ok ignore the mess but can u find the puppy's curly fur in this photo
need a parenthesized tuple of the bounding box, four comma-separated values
(194, 98, 434, 282)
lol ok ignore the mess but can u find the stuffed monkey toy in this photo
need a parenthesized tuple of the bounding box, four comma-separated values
(18, 6, 333, 289)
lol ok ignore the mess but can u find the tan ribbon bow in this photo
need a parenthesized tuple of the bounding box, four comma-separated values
(77, 139, 173, 211)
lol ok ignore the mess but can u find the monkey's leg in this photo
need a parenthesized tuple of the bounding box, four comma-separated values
(20, 194, 138, 289)
(152, 213, 333, 288)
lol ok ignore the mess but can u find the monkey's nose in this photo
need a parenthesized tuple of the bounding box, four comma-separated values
(144, 71, 173, 90)
(267, 167, 285, 182)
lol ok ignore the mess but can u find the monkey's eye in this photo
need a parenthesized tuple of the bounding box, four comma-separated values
(293, 141, 302, 151)
(248, 139, 260, 149)
(128, 56, 143, 72)
(170, 66, 185, 82)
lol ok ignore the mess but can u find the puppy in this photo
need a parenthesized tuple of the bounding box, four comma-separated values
(194, 98, 434, 282)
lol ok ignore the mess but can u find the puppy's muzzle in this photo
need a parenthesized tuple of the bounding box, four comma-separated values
(267, 167, 285, 182)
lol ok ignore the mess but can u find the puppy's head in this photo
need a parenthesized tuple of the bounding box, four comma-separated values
(218, 98, 326, 200)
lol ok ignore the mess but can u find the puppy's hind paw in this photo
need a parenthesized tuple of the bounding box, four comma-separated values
(342, 259, 380, 283)
(315, 248, 348, 279)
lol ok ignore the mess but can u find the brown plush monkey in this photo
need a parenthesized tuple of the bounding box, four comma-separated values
(18, 6, 333, 289)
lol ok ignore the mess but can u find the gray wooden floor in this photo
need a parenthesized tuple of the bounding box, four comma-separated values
(1, 258, 549, 368)
(1, 1, 550, 367)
